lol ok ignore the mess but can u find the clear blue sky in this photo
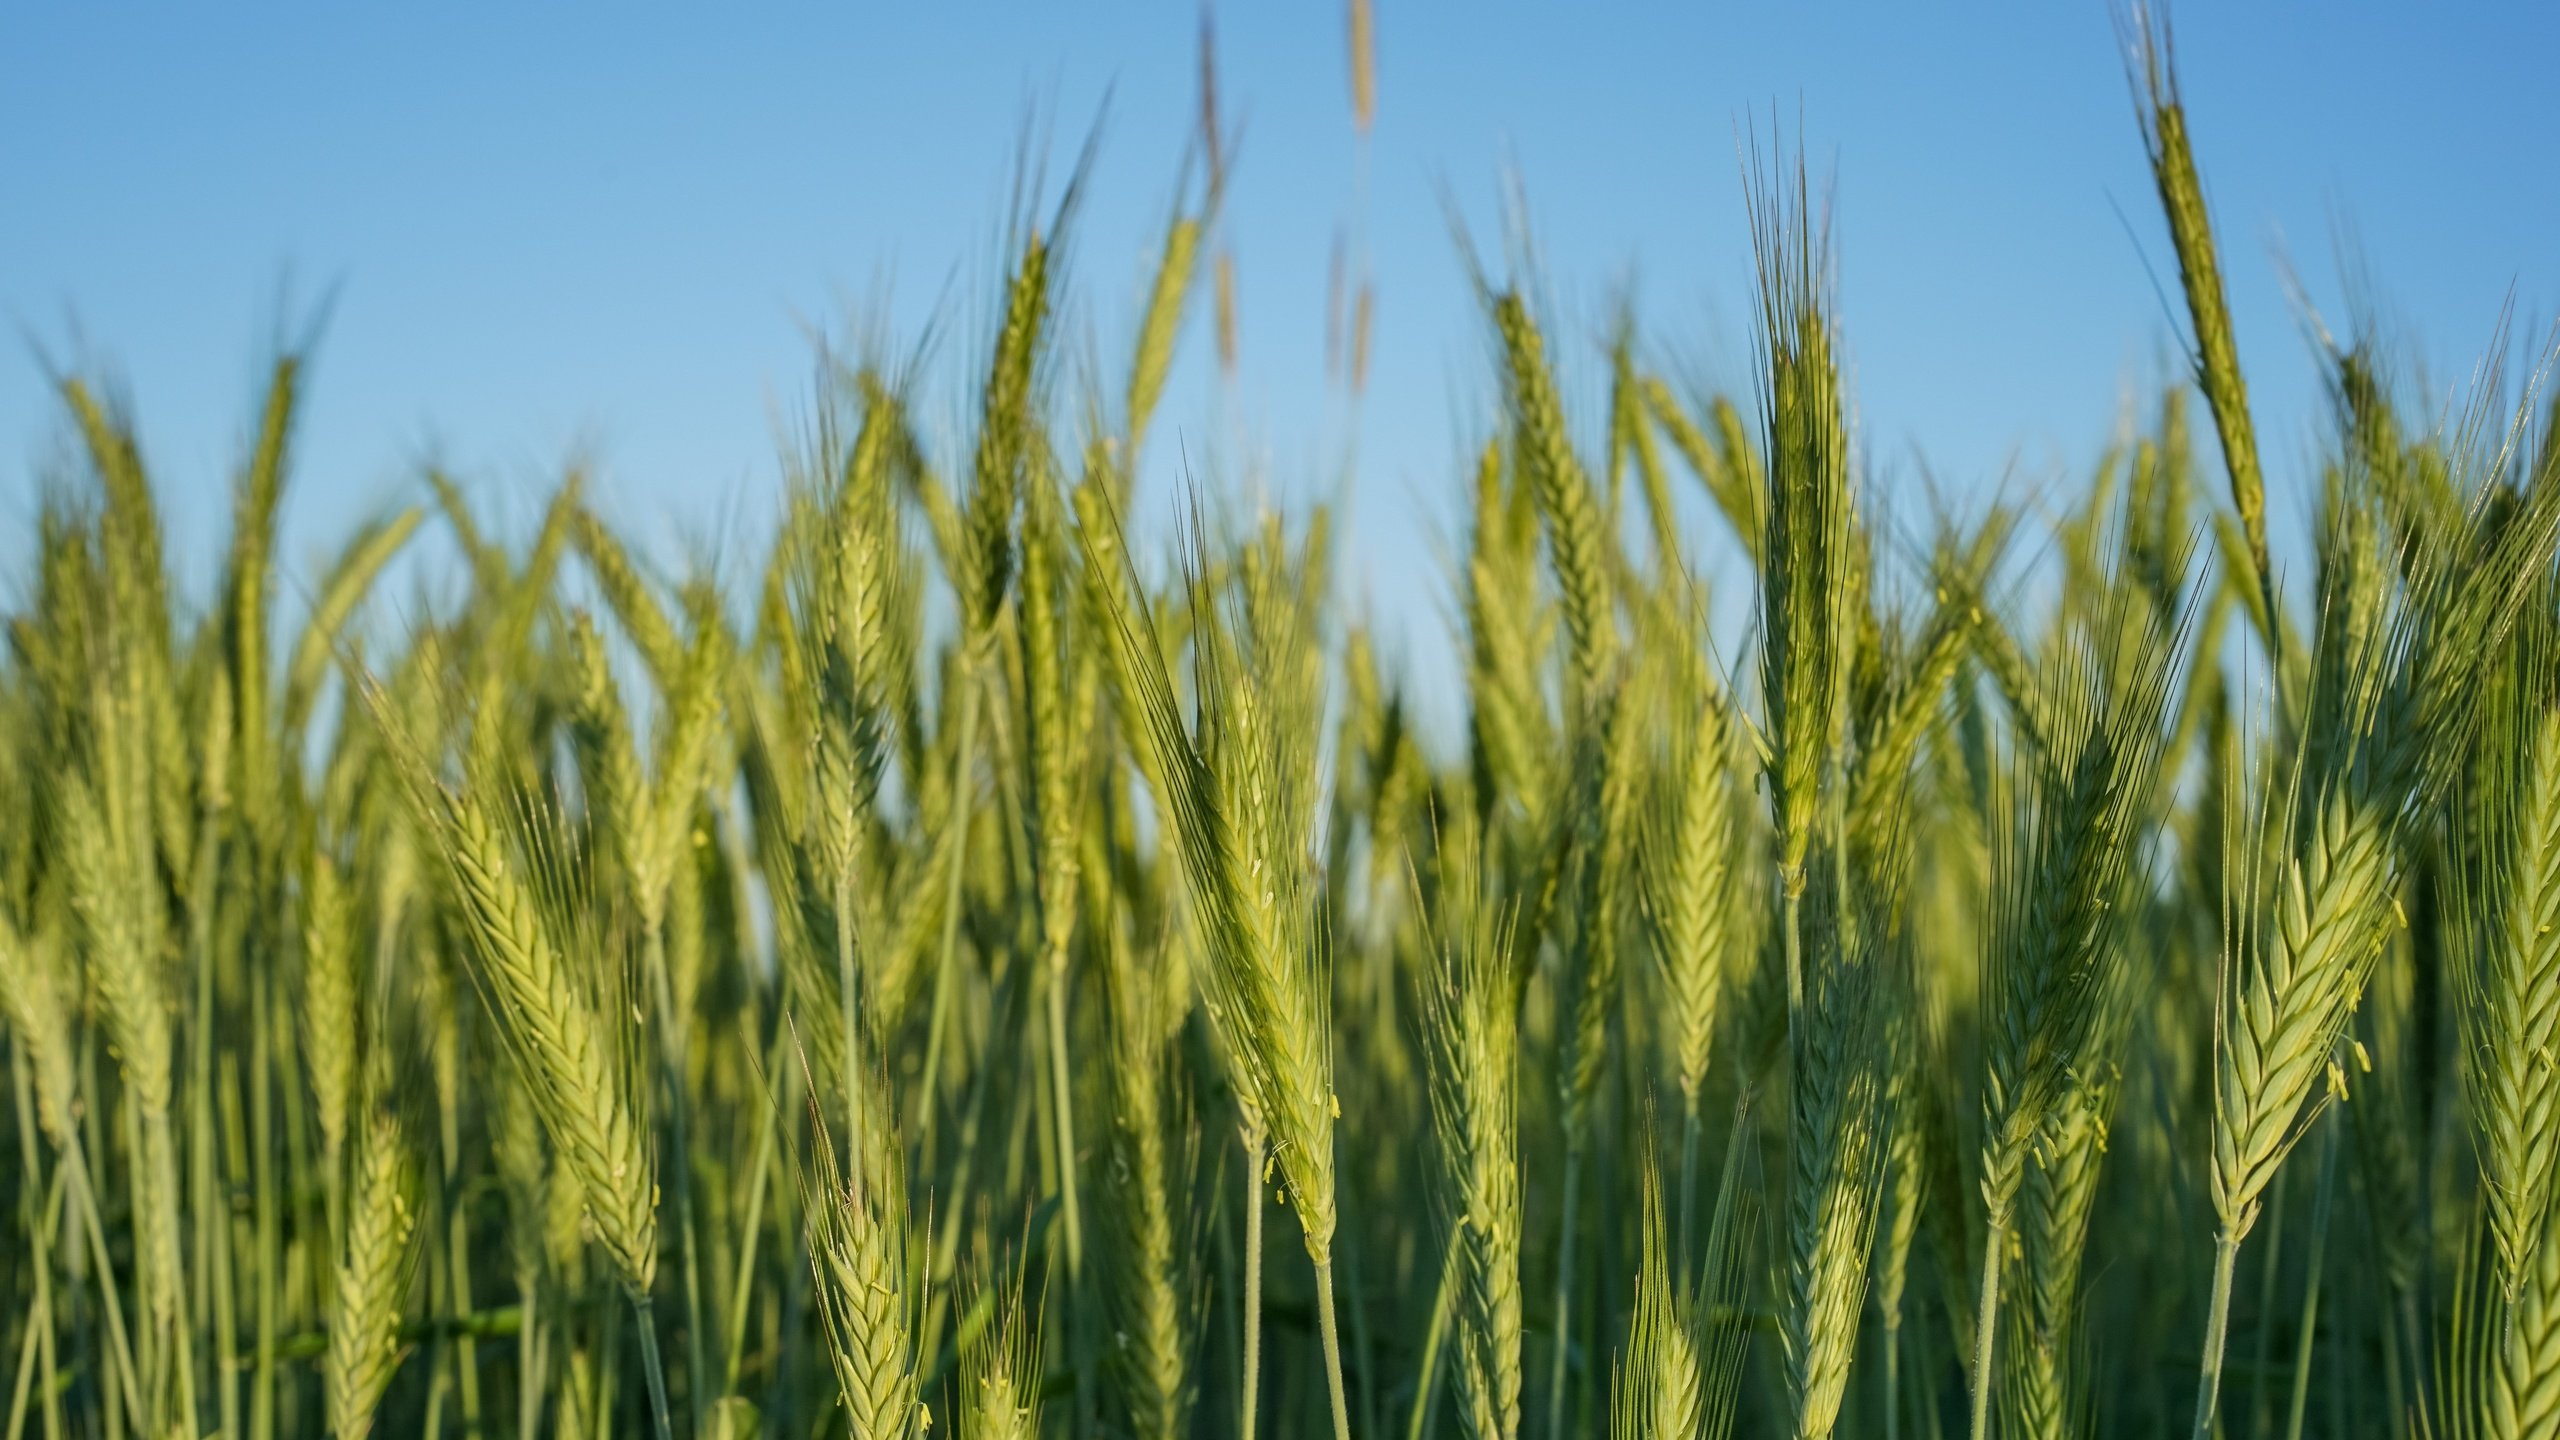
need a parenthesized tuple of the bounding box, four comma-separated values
(6, 4, 2556, 738)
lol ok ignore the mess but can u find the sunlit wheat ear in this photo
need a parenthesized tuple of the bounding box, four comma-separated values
(959, 1262, 1042, 1440)
(1997, 1065, 2118, 1440)
(1643, 637, 1739, 1109)
(1464, 434, 1557, 836)
(282, 504, 423, 742)
(1966, 567, 2185, 1440)
(961, 208, 1064, 653)
(2123, 3, 2277, 650)
(794, 1037, 922, 1440)
(1748, 146, 1855, 902)
(1128, 210, 1205, 459)
(1492, 289, 1616, 703)
(1424, 884, 1522, 1440)
(0, 911, 80, 1155)
(1096, 500, 1337, 1263)
(2216, 468, 2560, 1252)
(1098, 920, 1198, 1440)
(2487, 1196, 2560, 1440)
(2196, 397, 2560, 1436)
(1559, 667, 1645, 1144)
(303, 849, 360, 1167)
(363, 683, 658, 1299)
(2460, 616, 2560, 1307)
(1783, 824, 1906, 1440)
(1092, 493, 1355, 1440)
(630, 627, 732, 938)
(64, 759, 185, 1328)
(570, 503, 686, 691)
(327, 1105, 420, 1440)
(564, 612, 642, 882)
(1613, 1112, 1757, 1440)
(1614, 1157, 1703, 1440)
(1022, 461, 1081, 978)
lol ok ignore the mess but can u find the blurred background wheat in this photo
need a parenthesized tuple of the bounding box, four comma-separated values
(6, 7, 2560, 1440)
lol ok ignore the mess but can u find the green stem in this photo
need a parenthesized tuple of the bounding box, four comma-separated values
(1406, 1226, 1461, 1440)
(631, 1292, 676, 1440)
(435, 1012, 484, 1440)
(253, 967, 280, 1440)
(61, 1149, 144, 1426)
(598, 1292, 622, 1440)
(517, 1286, 544, 1440)
(1047, 966, 1086, 1279)
(2245, 1167, 2290, 1440)
(1967, 1215, 2007, 1440)
(1544, 1141, 1584, 1440)
(1046, 961, 1096, 1437)
(645, 920, 710, 1430)
(917, 670, 985, 1174)
(7, 1064, 64, 1440)
(1676, 1092, 1702, 1270)
(723, 1022, 790, 1393)
(188, 822, 233, 1440)
(446, 1167, 485, 1440)
(2192, 1230, 2242, 1440)
(2284, 1124, 2340, 1440)
(1782, 884, 1805, 1019)
(1241, 1124, 1266, 1440)
(5, 1174, 56, 1440)
(919, 949, 1024, 1372)
(1884, 1320, 1902, 1440)
(1314, 1260, 1355, 1440)
(833, 866, 865, 1165)
(152, 1108, 199, 1440)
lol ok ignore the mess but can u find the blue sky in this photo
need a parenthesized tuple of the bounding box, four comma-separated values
(5, 5, 2556, 737)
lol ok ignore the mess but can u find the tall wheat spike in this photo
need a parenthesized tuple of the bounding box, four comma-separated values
(1782, 837, 1904, 1440)
(303, 850, 360, 1186)
(1494, 290, 1617, 704)
(0, 911, 79, 1160)
(958, 1264, 1042, 1440)
(327, 1106, 419, 1440)
(1643, 378, 1765, 567)
(1424, 832, 1524, 1440)
(1998, 1068, 2120, 1440)
(2196, 408, 2560, 1436)
(1613, 1161, 1704, 1440)
(2124, 5, 2279, 657)
(1098, 918, 1196, 1440)
(1751, 152, 1855, 923)
(1615, 1107, 1757, 1440)
(367, 687, 660, 1301)
(800, 1046, 923, 1440)
(1966, 579, 2183, 1440)
(1129, 211, 1205, 460)
(1642, 623, 1738, 1173)
(1095, 498, 1350, 1440)
(2462, 614, 2560, 1308)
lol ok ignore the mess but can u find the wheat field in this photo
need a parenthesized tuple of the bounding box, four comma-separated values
(6, 13, 2560, 1440)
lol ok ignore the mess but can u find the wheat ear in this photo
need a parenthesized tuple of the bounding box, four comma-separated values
(1424, 871, 1523, 1440)
(327, 1106, 420, 1440)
